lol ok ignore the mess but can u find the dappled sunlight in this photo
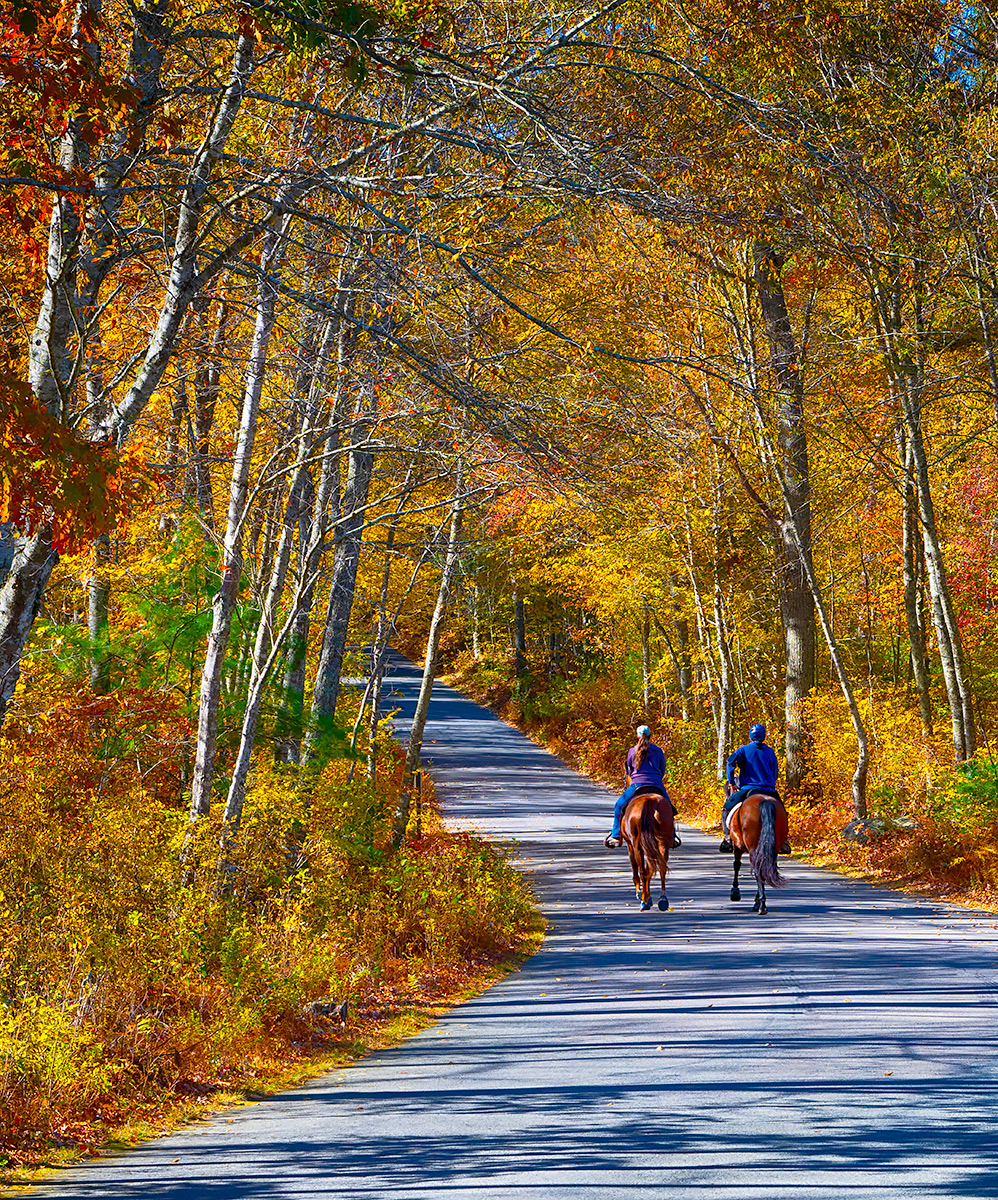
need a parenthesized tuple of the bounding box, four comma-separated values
(42, 657, 998, 1199)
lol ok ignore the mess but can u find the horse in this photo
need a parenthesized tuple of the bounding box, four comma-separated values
(728, 791, 787, 914)
(621, 789, 674, 912)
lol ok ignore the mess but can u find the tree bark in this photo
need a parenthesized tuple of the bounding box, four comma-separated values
(88, 533, 111, 692)
(897, 424, 933, 739)
(188, 221, 286, 823)
(188, 300, 230, 532)
(712, 576, 733, 784)
(904, 396, 975, 759)
(301, 401, 376, 767)
(513, 590, 527, 678)
(753, 242, 815, 791)
(868, 259, 975, 760)
(0, 529, 57, 721)
(757, 424, 870, 818)
(392, 485, 463, 848)
(640, 598, 652, 715)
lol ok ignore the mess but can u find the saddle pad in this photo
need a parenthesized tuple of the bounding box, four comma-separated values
(728, 801, 744, 823)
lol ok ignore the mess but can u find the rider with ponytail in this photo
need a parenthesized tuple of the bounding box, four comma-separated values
(605, 725, 676, 848)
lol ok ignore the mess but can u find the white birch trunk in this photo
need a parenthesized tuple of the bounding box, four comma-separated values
(392, 483, 464, 848)
(188, 221, 288, 822)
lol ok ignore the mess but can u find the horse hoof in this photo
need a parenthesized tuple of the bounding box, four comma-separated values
(759, 904, 768, 915)
(658, 896, 668, 911)
(752, 900, 761, 912)
(730, 889, 741, 902)
(640, 901, 651, 911)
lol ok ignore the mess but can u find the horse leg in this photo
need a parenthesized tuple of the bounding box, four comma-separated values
(657, 842, 669, 911)
(730, 849, 742, 902)
(640, 853, 652, 911)
(757, 876, 767, 915)
(629, 841, 641, 901)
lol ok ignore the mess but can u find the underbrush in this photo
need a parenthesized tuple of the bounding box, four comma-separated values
(0, 680, 534, 1177)
(446, 651, 998, 910)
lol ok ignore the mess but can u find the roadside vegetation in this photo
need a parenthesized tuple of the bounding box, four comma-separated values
(0, 667, 534, 1180)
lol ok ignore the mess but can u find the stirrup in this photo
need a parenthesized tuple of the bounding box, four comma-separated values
(604, 834, 621, 848)
(780, 839, 791, 855)
(672, 834, 682, 849)
(719, 838, 733, 854)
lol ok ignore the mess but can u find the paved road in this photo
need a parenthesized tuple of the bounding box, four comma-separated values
(43, 654, 998, 1198)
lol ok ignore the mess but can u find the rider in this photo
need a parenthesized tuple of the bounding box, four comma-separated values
(719, 723, 789, 854)
(604, 725, 676, 848)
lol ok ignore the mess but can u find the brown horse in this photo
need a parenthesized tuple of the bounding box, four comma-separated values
(729, 791, 788, 914)
(621, 790, 674, 912)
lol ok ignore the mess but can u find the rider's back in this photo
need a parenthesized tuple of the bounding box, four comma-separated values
(729, 741, 778, 790)
(627, 742, 666, 786)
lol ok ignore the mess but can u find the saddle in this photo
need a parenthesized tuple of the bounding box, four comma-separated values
(632, 784, 678, 814)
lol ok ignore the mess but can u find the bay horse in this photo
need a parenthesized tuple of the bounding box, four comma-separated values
(621, 789, 674, 911)
(728, 790, 787, 914)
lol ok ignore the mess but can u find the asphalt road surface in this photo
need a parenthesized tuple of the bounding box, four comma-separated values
(42, 653, 998, 1198)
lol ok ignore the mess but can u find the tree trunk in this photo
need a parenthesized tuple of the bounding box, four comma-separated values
(712, 583, 733, 784)
(902, 385, 974, 759)
(753, 242, 815, 791)
(221, 430, 316, 836)
(187, 300, 229, 531)
(513, 590, 527, 678)
(470, 583, 481, 660)
(0, 528, 57, 722)
(760, 426, 869, 819)
(640, 599, 652, 715)
(392, 486, 463, 848)
(301, 407, 376, 767)
(188, 221, 286, 823)
(365, 512, 402, 780)
(0, 29, 252, 739)
(274, 311, 350, 765)
(868, 259, 975, 761)
(88, 532, 111, 693)
(897, 424, 933, 739)
(274, 471, 315, 766)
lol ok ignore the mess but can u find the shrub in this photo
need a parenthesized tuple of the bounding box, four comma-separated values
(0, 681, 534, 1160)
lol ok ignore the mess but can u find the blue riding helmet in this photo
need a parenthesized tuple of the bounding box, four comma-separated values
(636, 724, 652, 738)
(749, 723, 767, 742)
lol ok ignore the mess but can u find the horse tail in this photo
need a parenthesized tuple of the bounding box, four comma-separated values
(640, 797, 668, 873)
(751, 800, 785, 889)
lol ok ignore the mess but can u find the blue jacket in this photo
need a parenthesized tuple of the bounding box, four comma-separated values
(726, 741, 779, 790)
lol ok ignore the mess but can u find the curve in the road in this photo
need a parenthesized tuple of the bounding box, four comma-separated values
(41, 652, 998, 1198)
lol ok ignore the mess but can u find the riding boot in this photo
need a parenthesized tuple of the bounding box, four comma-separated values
(719, 838, 733, 853)
(779, 839, 791, 854)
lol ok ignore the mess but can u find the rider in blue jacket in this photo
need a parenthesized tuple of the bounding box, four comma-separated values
(719, 723, 789, 854)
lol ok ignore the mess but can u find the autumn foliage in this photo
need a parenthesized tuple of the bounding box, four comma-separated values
(8, 0, 998, 1175)
(0, 672, 531, 1164)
